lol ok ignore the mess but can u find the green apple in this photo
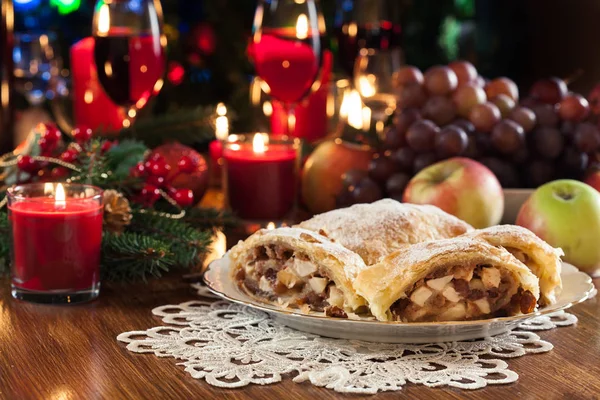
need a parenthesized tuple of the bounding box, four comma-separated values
(516, 179, 600, 276)
(402, 157, 504, 228)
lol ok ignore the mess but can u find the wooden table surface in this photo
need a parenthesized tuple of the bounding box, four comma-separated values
(2, 190, 600, 399)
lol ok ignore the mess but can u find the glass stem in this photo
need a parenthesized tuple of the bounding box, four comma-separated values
(283, 103, 296, 137)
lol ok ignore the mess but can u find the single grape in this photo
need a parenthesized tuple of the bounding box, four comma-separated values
(531, 127, 564, 159)
(473, 75, 487, 88)
(352, 177, 384, 204)
(508, 106, 537, 132)
(529, 77, 567, 104)
(469, 102, 502, 132)
(382, 125, 406, 150)
(390, 147, 416, 172)
(398, 83, 428, 109)
(573, 122, 600, 153)
(452, 83, 487, 118)
(464, 136, 479, 158)
(519, 97, 540, 109)
(588, 83, 600, 115)
(450, 119, 476, 135)
(475, 131, 494, 156)
(413, 153, 438, 173)
(435, 126, 468, 158)
(393, 108, 422, 135)
(491, 94, 516, 117)
(561, 147, 589, 178)
(491, 120, 525, 154)
(558, 93, 590, 122)
(526, 160, 555, 188)
(406, 120, 440, 152)
(423, 96, 456, 126)
(485, 77, 519, 102)
(336, 187, 356, 208)
(560, 120, 577, 142)
(510, 146, 529, 165)
(368, 155, 398, 183)
(386, 172, 411, 195)
(480, 157, 520, 188)
(531, 103, 559, 127)
(341, 169, 368, 188)
(392, 66, 424, 88)
(424, 65, 458, 96)
(448, 60, 478, 85)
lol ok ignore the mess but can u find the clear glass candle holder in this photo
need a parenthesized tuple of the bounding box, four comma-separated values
(222, 133, 301, 223)
(7, 183, 104, 304)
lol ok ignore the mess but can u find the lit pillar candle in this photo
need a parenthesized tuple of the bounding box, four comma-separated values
(223, 133, 300, 220)
(7, 183, 104, 304)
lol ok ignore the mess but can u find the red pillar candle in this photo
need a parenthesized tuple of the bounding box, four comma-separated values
(7, 183, 104, 304)
(70, 37, 125, 133)
(209, 139, 223, 185)
(223, 134, 300, 220)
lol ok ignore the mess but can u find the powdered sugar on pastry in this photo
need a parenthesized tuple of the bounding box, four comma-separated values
(298, 199, 474, 265)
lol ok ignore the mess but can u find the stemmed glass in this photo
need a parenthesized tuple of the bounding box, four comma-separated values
(91, 0, 166, 128)
(354, 47, 402, 131)
(250, 0, 326, 135)
(13, 33, 62, 106)
(335, 0, 402, 78)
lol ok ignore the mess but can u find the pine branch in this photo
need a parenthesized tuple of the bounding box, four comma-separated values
(183, 207, 239, 231)
(128, 212, 213, 269)
(101, 232, 176, 282)
(119, 107, 217, 148)
(104, 139, 148, 180)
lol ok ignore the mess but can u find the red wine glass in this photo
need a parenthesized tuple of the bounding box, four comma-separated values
(335, 0, 402, 78)
(250, 0, 326, 135)
(92, 0, 166, 128)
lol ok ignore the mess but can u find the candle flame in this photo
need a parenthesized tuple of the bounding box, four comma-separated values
(266, 222, 276, 230)
(346, 90, 364, 130)
(216, 103, 227, 116)
(253, 133, 266, 154)
(357, 75, 377, 98)
(97, 4, 111, 35)
(55, 183, 66, 208)
(262, 101, 273, 117)
(215, 116, 229, 141)
(296, 14, 308, 40)
(362, 107, 372, 132)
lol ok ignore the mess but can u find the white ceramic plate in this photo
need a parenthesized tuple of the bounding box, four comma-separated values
(203, 255, 595, 343)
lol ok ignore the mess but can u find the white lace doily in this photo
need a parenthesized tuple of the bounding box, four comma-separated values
(117, 284, 578, 394)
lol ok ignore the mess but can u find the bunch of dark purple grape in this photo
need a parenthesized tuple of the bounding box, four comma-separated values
(336, 61, 600, 208)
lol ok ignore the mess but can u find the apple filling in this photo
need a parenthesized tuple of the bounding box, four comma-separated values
(234, 244, 349, 318)
(389, 264, 537, 322)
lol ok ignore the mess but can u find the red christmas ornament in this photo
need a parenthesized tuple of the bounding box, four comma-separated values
(167, 61, 185, 86)
(192, 23, 216, 56)
(172, 188, 194, 208)
(72, 125, 93, 143)
(149, 142, 209, 201)
(39, 122, 62, 143)
(17, 155, 38, 173)
(59, 149, 79, 163)
(140, 184, 161, 205)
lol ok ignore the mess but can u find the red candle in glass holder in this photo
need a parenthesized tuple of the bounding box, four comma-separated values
(8, 183, 104, 304)
(223, 134, 299, 220)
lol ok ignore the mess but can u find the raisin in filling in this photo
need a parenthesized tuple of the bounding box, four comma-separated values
(236, 244, 347, 317)
(389, 264, 535, 322)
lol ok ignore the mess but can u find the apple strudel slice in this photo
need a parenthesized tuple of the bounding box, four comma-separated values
(298, 199, 474, 265)
(460, 225, 563, 306)
(229, 227, 368, 317)
(354, 238, 540, 322)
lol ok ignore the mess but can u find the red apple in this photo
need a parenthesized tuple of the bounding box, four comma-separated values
(403, 157, 504, 228)
(516, 179, 600, 276)
(301, 139, 374, 214)
(585, 169, 600, 191)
